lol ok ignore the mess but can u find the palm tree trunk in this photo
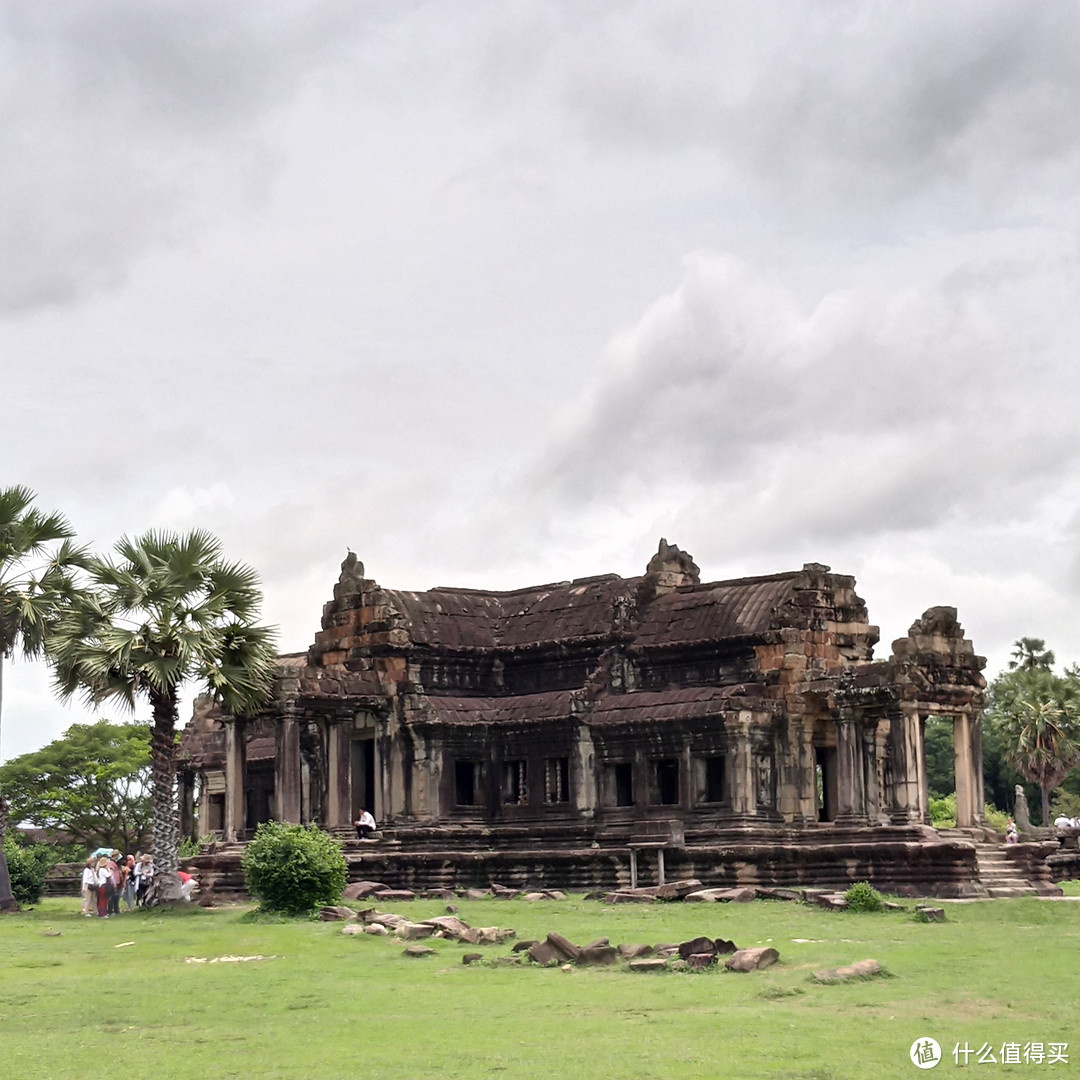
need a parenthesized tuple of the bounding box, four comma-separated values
(1042, 785, 1052, 829)
(147, 689, 184, 903)
(0, 654, 19, 912)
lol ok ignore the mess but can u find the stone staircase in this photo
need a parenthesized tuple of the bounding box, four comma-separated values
(973, 843, 1039, 898)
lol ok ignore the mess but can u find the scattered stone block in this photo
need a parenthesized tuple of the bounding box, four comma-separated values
(526, 941, 563, 965)
(421, 888, 457, 901)
(604, 891, 657, 904)
(542, 890, 567, 901)
(687, 952, 716, 970)
(319, 906, 357, 921)
(652, 944, 680, 959)
(494, 956, 521, 966)
(522, 892, 548, 902)
(397, 922, 435, 941)
(713, 938, 737, 955)
(462, 953, 483, 965)
(809, 893, 849, 911)
(511, 940, 538, 953)
(340, 924, 364, 935)
(915, 906, 946, 922)
(725, 947, 779, 972)
(629, 958, 669, 972)
(546, 932, 581, 962)
(421, 915, 471, 939)
(584, 937, 610, 949)
(494, 928, 516, 943)
(579, 945, 619, 966)
(617, 943, 653, 959)
(343, 881, 390, 900)
(369, 912, 407, 929)
(445, 904, 459, 914)
(372, 889, 415, 902)
(678, 936, 717, 960)
(560, 963, 574, 973)
(363, 924, 389, 935)
(755, 887, 802, 902)
(402, 945, 436, 958)
(670, 959, 689, 971)
(464, 889, 491, 901)
(813, 959, 882, 983)
(476, 927, 501, 944)
(655, 878, 703, 900)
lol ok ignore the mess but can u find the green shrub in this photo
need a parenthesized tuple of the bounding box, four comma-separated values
(241, 822, 347, 915)
(843, 881, 884, 912)
(3, 836, 51, 905)
(928, 792, 957, 828)
(983, 802, 1011, 832)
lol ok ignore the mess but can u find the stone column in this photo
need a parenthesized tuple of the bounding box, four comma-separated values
(730, 714, 756, 819)
(325, 721, 352, 829)
(275, 713, 302, 824)
(833, 716, 866, 826)
(917, 714, 930, 824)
(953, 710, 978, 828)
(223, 718, 246, 842)
(861, 724, 879, 824)
(178, 769, 196, 843)
(890, 705, 922, 824)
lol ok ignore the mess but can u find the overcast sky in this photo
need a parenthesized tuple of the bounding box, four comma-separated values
(4, 0, 1080, 761)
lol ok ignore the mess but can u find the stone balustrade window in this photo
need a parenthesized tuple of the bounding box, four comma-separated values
(544, 757, 569, 803)
(503, 760, 528, 805)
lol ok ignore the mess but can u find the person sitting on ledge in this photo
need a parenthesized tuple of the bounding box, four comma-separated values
(354, 809, 377, 839)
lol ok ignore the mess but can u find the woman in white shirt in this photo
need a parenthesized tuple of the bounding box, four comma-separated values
(80, 858, 97, 916)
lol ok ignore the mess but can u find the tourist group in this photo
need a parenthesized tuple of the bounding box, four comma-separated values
(79, 851, 197, 915)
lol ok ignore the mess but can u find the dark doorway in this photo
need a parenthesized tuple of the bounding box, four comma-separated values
(816, 747, 838, 822)
(351, 739, 376, 821)
(245, 765, 275, 830)
(614, 762, 633, 807)
(704, 756, 726, 803)
(654, 759, 680, 805)
(455, 760, 479, 806)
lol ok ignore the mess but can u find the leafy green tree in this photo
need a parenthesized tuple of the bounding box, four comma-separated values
(0, 720, 151, 852)
(0, 485, 87, 913)
(986, 664, 1080, 827)
(50, 530, 276, 902)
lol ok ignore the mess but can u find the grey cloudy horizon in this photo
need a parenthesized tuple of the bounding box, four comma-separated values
(4, 0, 1080, 761)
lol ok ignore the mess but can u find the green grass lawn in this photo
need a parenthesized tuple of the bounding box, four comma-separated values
(2, 893, 1077, 1080)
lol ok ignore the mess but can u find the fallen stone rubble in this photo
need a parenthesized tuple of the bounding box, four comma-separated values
(341, 880, 567, 903)
(589, 879, 873, 909)
(325, 903, 780, 972)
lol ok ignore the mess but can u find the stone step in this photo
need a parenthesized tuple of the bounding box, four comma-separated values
(986, 886, 1039, 898)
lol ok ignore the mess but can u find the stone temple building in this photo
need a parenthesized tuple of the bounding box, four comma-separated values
(178, 541, 1013, 896)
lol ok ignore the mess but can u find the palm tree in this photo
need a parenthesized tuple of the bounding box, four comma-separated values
(1009, 637, 1055, 672)
(0, 485, 87, 912)
(50, 530, 277, 902)
(988, 666, 1080, 826)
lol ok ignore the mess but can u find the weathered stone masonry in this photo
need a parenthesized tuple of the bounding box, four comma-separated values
(178, 541, 990, 895)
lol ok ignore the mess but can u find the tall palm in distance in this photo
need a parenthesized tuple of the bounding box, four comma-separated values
(0, 486, 88, 912)
(50, 530, 277, 902)
(1009, 637, 1055, 672)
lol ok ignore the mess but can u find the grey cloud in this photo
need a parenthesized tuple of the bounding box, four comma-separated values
(0, 0, 379, 314)
(527, 239, 1080, 549)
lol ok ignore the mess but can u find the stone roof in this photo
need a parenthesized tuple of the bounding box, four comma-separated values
(633, 574, 800, 649)
(386, 574, 633, 651)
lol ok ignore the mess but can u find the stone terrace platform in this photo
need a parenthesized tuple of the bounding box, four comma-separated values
(175, 823, 1044, 903)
